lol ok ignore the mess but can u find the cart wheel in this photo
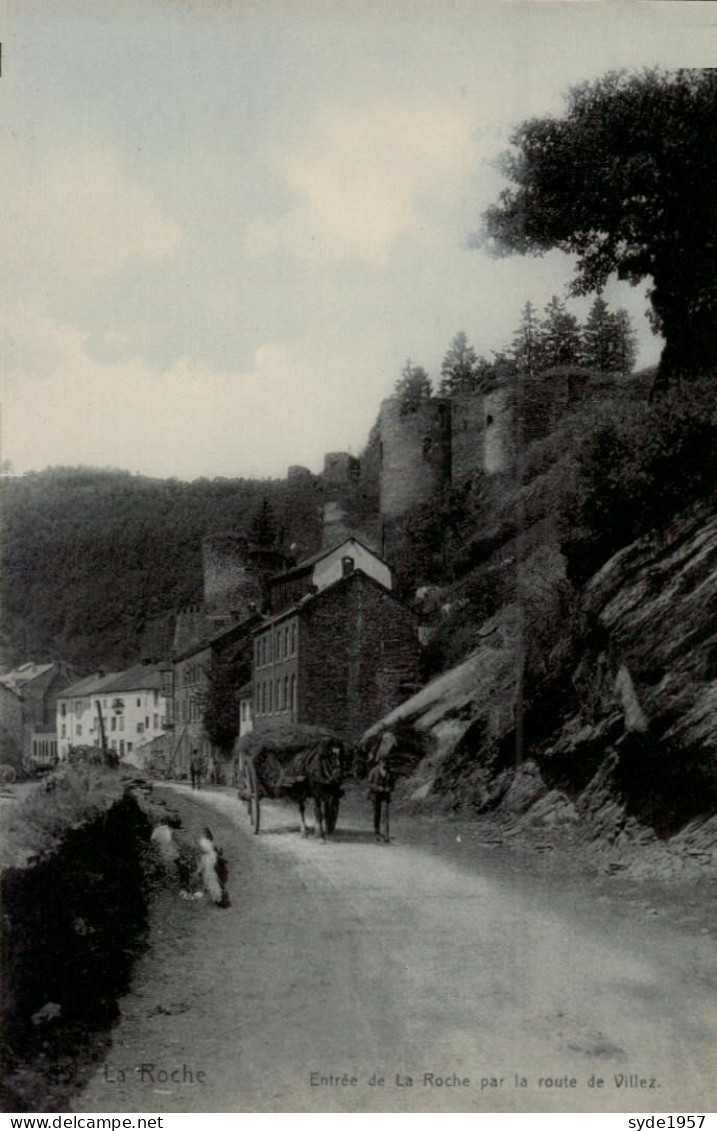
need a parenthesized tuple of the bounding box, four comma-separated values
(325, 792, 340, 835)
(245, 760, 260, 834)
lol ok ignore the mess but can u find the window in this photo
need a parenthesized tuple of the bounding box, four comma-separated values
(291, 622, 296, 655)
(145, 716, 150, 728)
(119, 717, 124, 732)
(61, 724, 66, 738)
(77, 725, 82, 737)
(137, 723, 144, 733)
(111, 717, 116, 731)
(284, 627, 289, 657)
(154, 714, 159, 729)
(127, 742, 133, 754)
(119, 741, 125, 757)
(284, 676, 289, 713)
(61, 703, 66, 717)
(76, 701, 82, 712)
(137, 698, 141, 707)
(154, 690, 159, 705)
(276, 678, 282, 710)
(291, 674, 296, 716)
(261, 682, 266, 714)
(268, 634, 273, 663)
(255, 641, 260, 668)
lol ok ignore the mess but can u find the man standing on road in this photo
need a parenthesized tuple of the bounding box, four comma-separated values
(190, 748, 203, 790)
(367, 734, 396, 843)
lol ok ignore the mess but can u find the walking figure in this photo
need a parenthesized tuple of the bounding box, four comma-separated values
(367, 738, 395, 843)
(190, 748, 203, 790)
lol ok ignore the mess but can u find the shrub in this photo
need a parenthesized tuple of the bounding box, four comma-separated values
(560, 380, 717, 583)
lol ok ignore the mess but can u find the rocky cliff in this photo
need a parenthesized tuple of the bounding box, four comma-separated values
(365, 501, 717, 874)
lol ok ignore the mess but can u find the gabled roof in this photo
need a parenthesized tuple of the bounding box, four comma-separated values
(268, 536, 385, 584)
(102, 664, 165, 693)
(0, 662, 55, 691)
(254, 567, 416, 632)
(59, 672, 121, 699)
(173, 612, 262, 663)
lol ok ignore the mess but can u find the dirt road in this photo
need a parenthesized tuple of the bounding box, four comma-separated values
(74, 785, 716, 1113)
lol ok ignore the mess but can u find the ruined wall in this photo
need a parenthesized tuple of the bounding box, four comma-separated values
(378, 398, 451, 520)
(202, 534, 262, 621)
(482, 386, 515, 475)
(450, 392, 486, 488)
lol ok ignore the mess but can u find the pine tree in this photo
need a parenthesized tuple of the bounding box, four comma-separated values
(511, 302, 540, 373)
(394, 359, 433, 415)
(610, 308, 637, 376)
(581, 298, 637, 375)
(439, 331, 485, 397)
(248, 498, 277, 546)
(538, 296, 581, 368)
(581, 296, 612, 372)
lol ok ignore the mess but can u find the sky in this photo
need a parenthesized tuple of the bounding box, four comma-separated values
(1, 0, 716, 481)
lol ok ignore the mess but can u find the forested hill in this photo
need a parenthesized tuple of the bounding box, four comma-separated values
(0, 468, 319, 673)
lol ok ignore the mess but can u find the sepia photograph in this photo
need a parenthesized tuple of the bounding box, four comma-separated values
(1, 0, 716, 1117)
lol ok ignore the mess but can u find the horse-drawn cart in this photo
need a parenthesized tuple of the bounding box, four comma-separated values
(235, 723, 346, 838)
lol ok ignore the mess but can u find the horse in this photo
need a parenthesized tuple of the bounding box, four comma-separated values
(279, 740, 345, 841)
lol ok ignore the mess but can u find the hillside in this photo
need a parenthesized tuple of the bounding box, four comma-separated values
(0, 468, 321, 673)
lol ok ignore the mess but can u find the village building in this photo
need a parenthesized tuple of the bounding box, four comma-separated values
(238, 681, 254, 737)
(253, 559, 419, 743)
(0, 661, 77, 771)
(56, 665, 167, 762)
(266, 536, 391, 613)
(165, 614, 259, 778)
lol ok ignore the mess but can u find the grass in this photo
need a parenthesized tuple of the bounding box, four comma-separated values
(1, 765, 127, 870)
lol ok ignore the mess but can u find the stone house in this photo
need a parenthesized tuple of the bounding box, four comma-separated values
(166, 614, 260, 778)
(252, 565, 419, 743)
(266, 536, 391, 613)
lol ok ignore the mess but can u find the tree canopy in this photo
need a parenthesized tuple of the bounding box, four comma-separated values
(479, 68, 717, 383)
(439, 332, 485, 396)
(394, 360, 433, 414)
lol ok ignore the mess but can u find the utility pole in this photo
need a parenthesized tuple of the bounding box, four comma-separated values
(95, 699, 111, 765)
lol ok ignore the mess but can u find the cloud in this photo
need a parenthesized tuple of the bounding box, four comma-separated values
(0, 140, 181, 305)
(245, 100, 475, 265)
(0, 306, 374, 479)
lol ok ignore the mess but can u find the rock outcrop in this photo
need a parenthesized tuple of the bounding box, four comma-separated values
(363, 501, 717, 868)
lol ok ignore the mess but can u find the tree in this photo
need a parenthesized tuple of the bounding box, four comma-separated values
(202, 651, 240, 756)
(479, 69, 717, 384)
(394, 359, 433, 415)
(248, 498, 277, 546)
(510, 301, 540, 373)
(581, 297, 613, 373)
(611, 309, 638, 377)
(538, 296, 581, 368)
(439, 332, 486, 397)
(582, 297, 637, 375)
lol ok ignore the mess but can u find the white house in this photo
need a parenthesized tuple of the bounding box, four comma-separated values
(57, 665, 167, 761)
(266, 537, 392, 613)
